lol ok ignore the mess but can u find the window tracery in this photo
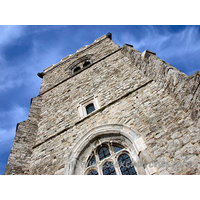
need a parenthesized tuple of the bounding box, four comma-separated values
(102, 161, 116, 175)
(87, 154, 96, 167)
(85, 142, 137, 175)
(98, 145, 110, 161)
(64, 124, 150, 175)
(112, 144, 123, 153)
(88, 169, 98, 175)
(118, 154, 137, 175)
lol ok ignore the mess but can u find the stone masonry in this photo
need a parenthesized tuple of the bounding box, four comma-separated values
(5, 33, 200, 175)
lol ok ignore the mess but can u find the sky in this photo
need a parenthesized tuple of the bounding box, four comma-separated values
(0, 25, 200, 175)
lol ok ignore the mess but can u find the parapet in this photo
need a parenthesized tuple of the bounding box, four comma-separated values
(121, 44, 200, 127)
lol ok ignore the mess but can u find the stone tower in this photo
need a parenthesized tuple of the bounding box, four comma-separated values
(5, 33, 200, 175)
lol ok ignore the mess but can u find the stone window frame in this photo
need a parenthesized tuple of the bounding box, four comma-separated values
(63, 124, 157, 175)
(73, 61, 90, 74)
(77, 95, 100, 118)
(84, 142, 137, 175)
(83, 60, 91, 68)
(71, 57, 93, 75)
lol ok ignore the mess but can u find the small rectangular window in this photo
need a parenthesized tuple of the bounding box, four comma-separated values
(77, 95, 100, 118)
(86, 103, 95, 114)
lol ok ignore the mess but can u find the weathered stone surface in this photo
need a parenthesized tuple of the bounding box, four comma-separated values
(4, 96, 42, 175)
(5, 34, 200, 175)
(121, 44, 200, 127)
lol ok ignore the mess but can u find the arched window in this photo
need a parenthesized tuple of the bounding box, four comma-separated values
(98, 145, 110, 161)
(64, 124, 151, 175)
(118, 154, 137, 175)
(86, 103, 95, 115)
(103, 161, 116, 175)
(112, 144, 123, 153)
(84, 142, 137, 175)
(73, 66, 81, 73)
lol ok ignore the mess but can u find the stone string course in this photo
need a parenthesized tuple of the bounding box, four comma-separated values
(5, 34, 200, 175)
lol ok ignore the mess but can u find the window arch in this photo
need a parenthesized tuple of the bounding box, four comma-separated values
(70, 56, 92, 75)
(87, 154, 96, 167)
(63, 124, 152, 175)
(84, 142, 137, 175)
(112, 143, 123, 153)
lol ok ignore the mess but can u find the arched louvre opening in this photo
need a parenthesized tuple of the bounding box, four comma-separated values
(73, 66, 81, 73)
(83, 61, 90, 68)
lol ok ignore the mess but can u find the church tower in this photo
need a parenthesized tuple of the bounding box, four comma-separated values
(5, 33, 200, 175)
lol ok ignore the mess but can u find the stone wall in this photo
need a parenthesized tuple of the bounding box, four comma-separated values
(40, 35, 120, 94)
(121, 45, 200, 127)
(5, 34, 200, 175)
(4, 96, 42, 175)
(29, 36, 199, 175)
(35, 50, 149, 145)
(29, 78, 200, 175)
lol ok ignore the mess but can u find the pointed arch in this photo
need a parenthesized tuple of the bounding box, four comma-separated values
(64, 124, 149, 175)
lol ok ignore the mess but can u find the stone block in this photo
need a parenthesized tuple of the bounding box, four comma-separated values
(145, 164, 157, 175)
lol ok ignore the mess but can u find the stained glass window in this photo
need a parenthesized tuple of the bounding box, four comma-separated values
(98, 145, 110, 161)
(87, 155, 96, 167)
(118, 154, 137, 175)
(86, 143, 138, 175)
(113, 145, 123, 153)
(86, 103, 95, 115)
(102, 161, 116, 175)
(88, 170, 98, 175)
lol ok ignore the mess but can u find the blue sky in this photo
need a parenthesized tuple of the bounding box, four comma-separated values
(0, 25, 200, 175)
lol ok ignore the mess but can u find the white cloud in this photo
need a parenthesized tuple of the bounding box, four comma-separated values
(0, 104, 29, 165)
(0, 104, 29, 128)
(0, 68, 24, 92)
(115, 26, 200, 75)
(0, 25, 25, 48)
(0, 26, 63, 94)
(0, 26, 26, 92)
(0, 127, 15, 143)
(116, 26, 200, 55)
